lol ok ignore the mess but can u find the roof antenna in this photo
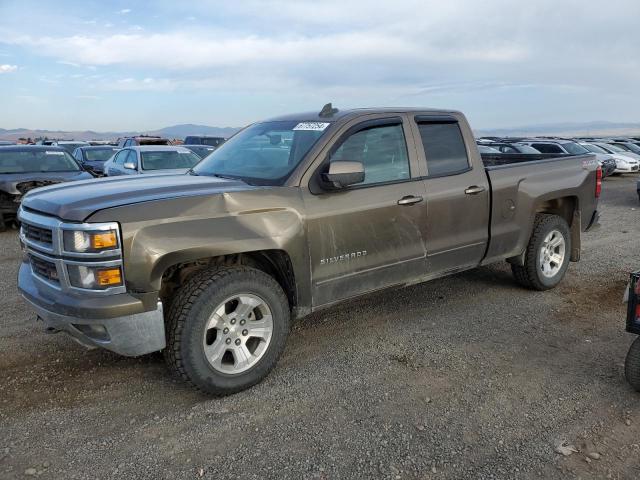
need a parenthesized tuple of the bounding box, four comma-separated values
(319, 103, 339, 118)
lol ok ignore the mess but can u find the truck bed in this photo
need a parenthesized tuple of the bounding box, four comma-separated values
(481, 153, 599, 266)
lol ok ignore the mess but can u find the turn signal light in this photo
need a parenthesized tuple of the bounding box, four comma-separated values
(96, 268, 122, 286)
(91, 231, 118, 249)
(595, 166, 602, 198)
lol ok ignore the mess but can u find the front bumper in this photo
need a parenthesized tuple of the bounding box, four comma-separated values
(19, 261, 166, 356)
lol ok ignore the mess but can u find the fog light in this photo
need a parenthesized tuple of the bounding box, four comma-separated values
(67, 265, 123, 290)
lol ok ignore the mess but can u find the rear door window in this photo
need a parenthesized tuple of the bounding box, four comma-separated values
(416, 122, 470, 177)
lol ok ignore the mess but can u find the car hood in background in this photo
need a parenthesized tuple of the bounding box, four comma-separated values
(21, 173, 257, 221)
(0, 171, 93, 196)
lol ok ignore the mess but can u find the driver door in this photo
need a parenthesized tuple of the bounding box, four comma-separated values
(302, 116, 428, 307)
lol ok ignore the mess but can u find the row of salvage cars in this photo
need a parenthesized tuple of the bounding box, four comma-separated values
(0, 135, 225, 230)
(477, 136, 640, 177)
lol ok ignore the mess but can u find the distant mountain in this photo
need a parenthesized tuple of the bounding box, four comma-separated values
(476, 121, 640, 138)
(0, 124, 241, 142)
(2, 120, 639, 143)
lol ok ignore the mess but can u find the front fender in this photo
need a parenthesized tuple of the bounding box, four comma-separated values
(87, 188, 311, 307)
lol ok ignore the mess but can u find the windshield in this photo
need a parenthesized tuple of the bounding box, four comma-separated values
(599, 143, 624, 153)
(515, 145, 541, 153)
(614, 143, 640, 154)
(477, 145, 500, 153)
(562, 142, 589, 155)
(583, 144, 607, 154)
(84, 148, 118, 162)
(193, 120, 329, 185)
(0, 149, 81, 173)
(140, 150, 201, 170)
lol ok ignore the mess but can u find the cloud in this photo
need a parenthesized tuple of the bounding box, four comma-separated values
(116, 8, 131, 14)
(0, 64, 18, 73)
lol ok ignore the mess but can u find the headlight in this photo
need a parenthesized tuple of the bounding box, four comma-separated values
(67, 264, 123, 289)
(63, 229, 119, 253)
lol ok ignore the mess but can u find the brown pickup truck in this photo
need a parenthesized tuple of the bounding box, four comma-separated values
(17, 106, 601, 395)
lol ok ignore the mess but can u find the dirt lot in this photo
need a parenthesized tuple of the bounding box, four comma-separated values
(1, 175, 639, 479)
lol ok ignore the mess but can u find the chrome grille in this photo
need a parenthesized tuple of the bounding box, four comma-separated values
(29, 254, 59, 283)
(22, 223, 53, 245)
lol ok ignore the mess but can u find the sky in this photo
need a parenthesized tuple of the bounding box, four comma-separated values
(0, 0, 639, 131)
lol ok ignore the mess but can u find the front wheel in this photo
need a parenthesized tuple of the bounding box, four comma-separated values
(164, 266, 290, 396)
(625, 337, 640, 392)
(511, 214, 571, 291)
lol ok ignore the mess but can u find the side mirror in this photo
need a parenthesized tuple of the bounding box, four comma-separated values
(321, 161, 365, 190)
(123, 162, 137, 170)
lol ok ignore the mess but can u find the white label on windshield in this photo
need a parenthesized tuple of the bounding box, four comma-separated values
(45, 151, 64, 155)
(293, 122, 330, 131)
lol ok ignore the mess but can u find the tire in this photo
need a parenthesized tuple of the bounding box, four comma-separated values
(164, 266, 290, 396)
(625, 337, 640, 392)
(511, 213, 571, 291)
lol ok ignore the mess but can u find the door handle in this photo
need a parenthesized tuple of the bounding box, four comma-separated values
(397, 195, 423, 206)
(465, 185, 486, 195)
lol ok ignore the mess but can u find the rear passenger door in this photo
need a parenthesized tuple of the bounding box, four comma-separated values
(411, 115, 490, 274)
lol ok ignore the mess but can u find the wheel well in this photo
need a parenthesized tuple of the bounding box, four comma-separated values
(535, 196, 580, 261)
(535, 196, 577, 227)
(160, 250, 297, 310)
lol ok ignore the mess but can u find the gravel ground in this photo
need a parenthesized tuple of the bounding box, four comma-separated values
(1, 175, 639, 479)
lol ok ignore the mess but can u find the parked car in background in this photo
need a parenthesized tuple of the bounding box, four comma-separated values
(181, 145, 217, 158)
(589, 143, 640, 173)
(183, 135, 226, 147)
(0, 141, 15, 146)
(478, 142, 541, 154)
(72, 146, 120, 176)
(576, 143, 619, 177)
(103, 146, 201, 176)
(605, 141, 640, 156)
(117, 136, 172, 148)
(518, 139, 590, 156)
(0, 146, 93, 230)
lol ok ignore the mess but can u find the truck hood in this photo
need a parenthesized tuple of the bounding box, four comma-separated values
(0, 171, 93, 196)
(21, 173, 256, 221)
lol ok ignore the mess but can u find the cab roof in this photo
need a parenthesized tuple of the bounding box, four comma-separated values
(264, 107, 460, 123)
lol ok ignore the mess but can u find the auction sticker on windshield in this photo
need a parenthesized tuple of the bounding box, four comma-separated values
(45, 151, 65, 155)
(293, 122, 330, 131)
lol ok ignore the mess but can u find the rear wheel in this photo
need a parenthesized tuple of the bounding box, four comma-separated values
(164, 266, 290, 395)
(511, 214, 571, 290)
(625, 337, 640, 392)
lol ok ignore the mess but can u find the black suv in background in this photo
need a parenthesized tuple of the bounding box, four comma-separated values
(183, 135, 226, 147)
(117, 136, 172, 148)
